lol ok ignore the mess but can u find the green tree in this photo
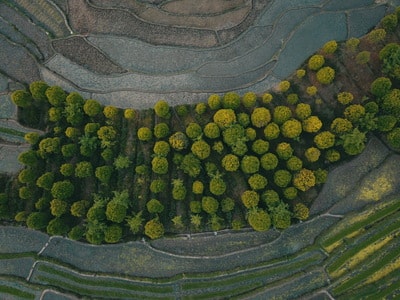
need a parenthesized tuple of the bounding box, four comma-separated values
(322, 40, 337, 54)
(248, 174, 268, 190)
(276, 142, 293, 160)
(191, 140, 211, 160)
(283, 186, 297, 200)
(124, 108, 136, 120)
(344, 104, 366, 123)
(251, 107, 271, 128)
(208, 94, 221, 110)
(337, 92, 354, 105)
(150, 179, 167, 194)
(68, 225, 85, 240)
(127, 211, 144, 234)
(47, 217, 69, 236)
(39, 137, 60, 156)
(137, 127, 153, 142)
(221, 197, 235, 213)
(11, 90, 32, 107)
(144, 218, 164, 239)
(330, 118, 353, 134)
(18, 168, 36, 184)
(293, 203, 309, 220)
(314, 131, 335, 149)
(302, 116, 323, 133)
(213, 109, 237, 129)
(195, 102, 207, 115)
(203, 122, 220, 139)
(83, 99, 102, 117)
(281, 119, 302, 139)
(222, 124, 245, 146)
(50, 199, 68, 217)
(262, 189, 280, 208)
(180, 153, 201, 177)
(241, 190, 259, 209)
(192, 180, 204, 195)
(186, 122, 202, 140)
(152, 156, 168, 175)
(316, 66, 335, 84)
(103, 105, 119, 120)
(356, 51, 370, 65)
(370, 77, 392, 98)
(172, 179, 187, 201)
(104, 224, 123, 244)
(154, 100, 170, 118)
(262, 93, 273, 104)
(36, 172, 54, 190)
(209, 176, 226, 196)
(252, 139, 269, 155)
(270, 202, 291, 229)
(113, 155, 131, 170)
(45, 86, 66, 106)
(367, 29, 386, 44)
(202, 196, 219, 214)
(377, 115, 397, 132)
(241, 155, 260, 174)
(106, 190, 129, 223)
(26, 212, 49, 230)
(308, 54, 325, 70)
(222, 92, 240, 109)
(24, 132, 40, 145)
(85, 221, 105, 244)
(70, 200, 89, 218)
(222, 154, 240, 172)
(64, 92, 85, 126)
(304, 147, 321, 163)
(190, 201, 202, 214)
(381, 89, 400, 117)
(61, 143, 77, 158)
(286, 156, 303, 171)
(242, 92, 257, 108)
(75, 161, 93, 178)
(147, 199, 164, 214)
(51, 180, 74, 200)
(278, 81, 290, 92)
(295, 103, 311, 120)
(264, 123, 280, 140)
(273, 170, 292, 188)
(97, 126, 117, 147)
(29, 81, 49, 102)
(247, 209, 271, 231)
(261, 153, 279, 170)
(95, 165, 113, 184)
(79, 135, 99, 157)
(237, 112, 250, 127)
(379, 43, 400, 79)
(293, 168, 316, 192)
(154, 123, 170, 139)
(386, 127, 400, 149)
(60, 163, 74, 177)
(381, 14, 398, 32)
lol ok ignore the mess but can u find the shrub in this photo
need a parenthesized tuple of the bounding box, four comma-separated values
(261, 152, 279, 170)
(245, 128, 256, 141)
(195, 102, 207, 115)
(176, 105, 188, 117)
(308, 54, 325, 70)
(202, 196, 219, 214)
(337, 92, 354, 105)
(241, 190, 259, 209)
(208, 94, 221, 110)
(293, 203, 309, 221)
(304, 147, 321, 163)
(344, 104, 366, 123)
(24, 132, 40, 145)
(50, 199, 68, 217)
(137, 127, 153, 142)
(39, 137, 60, 155)
(222, 124, 245, 146)
(367, 29, 386, 44)
(153, 141, 170, 157)
(252, 139, 269, 155)
(222, 92, 241, 109)
(145, 218, 164, 239)
(296, 69, 306, 78)
(377, 115, 397, 132)
(29, 81, 48, 102)
(83, 99, 102, 117)
(154, 100, 170, 118)
(242, 92, 257, 108)
(306, 86, 318, 96)
(75, 161, 93, 178)
(213, 109, 237, 129)
(51, 180, 74, 200)
(237, 113, 250, 127)
(364, 101, 379, 114)
(203, 122, 220, 139)
(387, 127, 400, 149)
(212, 141, 224, 154)
(262, 93, 273, 104)
(47, 217, 69, 236)
(18, 168, 36, 184)
(65, 92, 85, 126)
(191, 140, 211, 160)
(124, 108, 136, 120)
(325, 149, 341, 163)
(273, 106, 292, 124)
(114, 155, 131, 170)
(281, 119, 302, 139)
(221, 197, 235, 213)
(270, 202, 291, 229)
(241, 155, 260, 174)
(97, 126, 117, 147)
(26, 212, 49, 230)
(286, 93, 299, 105)
(316, 66, 335, 84)
(68, 225, 85, 241)
(381, 89, 400, 117)
(232, 141, 248, 156)
(150, 179, 167, 194)
(210, 176, 226, 196)
(248, 174, 268, 190)
(101, 148, 114, 163)
(147, 199, 164, 214)
(60, 163, 74, 177)
(186, 122, 203, 140)
(330, 117, 353, 134)
(36, 172, 54, 190)
(190, 201, 202, 214)
(104, 225, 122, 244)
(340, 128, 367, 155)
(247, 209, 271, 231)
(251, 107, 271, 128)
(84, 123, 100, 135)
(106, 198, 128, 224)
(169, 131, 189, 150)
(322, 40, 337, 54)
(153, 123, 170, 139)
(381, 14, 398, 32)
(314, 168, 328, 184)
(262, 189, 280, 208)
(314, 131, 335, 149)
(379, 43, 400, 79)
(273, 170, 292, 188)
(192, 180, 204, 195)
(370, 77, 392, 98)
(48, 107, 63, 122)
(295, 103, 312, 120)
(276, 142, 293, 160)
(345, 37, 360, 51)
(172, 180, 187, 201)
(293, 168, 316, 192)
(282, 186, 297, 200)
(286, 156, 303, 171)
(356, 51, 370, 65)
(278, 81, 290, 92)
(180, 153, 201, 177)
(310, 101, 331, 125)
(222, 154, 240, 172)
(18, 150, 38, 167)
(152, 157, 168, 174)
(45, 86, 66, 106)
(71, 200, 89, 217)
(264, 122, 280, 140)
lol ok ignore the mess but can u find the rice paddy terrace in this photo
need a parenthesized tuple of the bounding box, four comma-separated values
(1, 0, 400, 299)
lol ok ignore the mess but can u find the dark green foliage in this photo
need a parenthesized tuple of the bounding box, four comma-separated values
(286, 156, 303, 172)
(24, 132, 40, 145)
(146, 199, 164, 214)
(29, 81, 49, 102)
(70, 200, 89, 218)
(113, 155, 131, 170)
(95, 166, 113, 184)
(381, 89, 400, 117)
(18, 150, 38, 167)
(36, 172, 54, 190)
(65, 92, 85, 126)
(26, 212, 49, 230)
(172, 180, 187, 201)
(386, 127, 400, 149)
(61, 143, 78, 158)
(50, 199, 68, 217)
(221, 197, 235, 213)
(190, 201, 202, 214)
(276, 142, 293, 160)
(379, 43, 400, 79)
(370, 77, 392, 98)
(252, 139, 269, 155)
(106, 191, 129, 223)
(75, 161, 93, 178)
(273, 170, 292, 188)
(377, 115, 397, 132)
(222, 124, 245, 146)
(154, 123, 170, 139)
(104, 224, 123, 243)
(11, 90, 32, 107)
(18, 168, 36, 184)
(47, 217, 69, 236)
(68, 225, 85, 240)
(248, 174, 268, 190)
(60, 163, 74, 177)
(180, 153, 201, 177)
(270, 202, 291, 229)
(51, 180, 74, 201)
(381, 14, 398, 32)
(260, 153, 279, 170)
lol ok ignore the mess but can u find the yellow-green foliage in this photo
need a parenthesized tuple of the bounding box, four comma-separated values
(242, 92, 257, 108)
(252, 139, 269, 155)
(262, 93, 273, 104)
(293, 168, 316, 192)
(213, 109, 237, 129)
(260, 153, 279, 170)
(358, 175, 394, 201)
(208, 94, 221, 110)
(247, 209, 271, 231)
(276, 142, 293, 160)
(316, 66, 335, 84)
(296, 69, 306, 78)
(356, 51, 371, 65)
(364, 253, 400, 285)
(191, 140, 211, 160)
(346, 37, 360, 51)
(251, 107, 271, 128)
(241, 190, 259, 209)
(192, 180, 204, 195)
(124, 108, 136, 120)
(154, 100, 170, 119)
(308, 54, 325, 70)
(293, 203, 309, 220)
(344, 104, 366, 123)
(314, 131, 335, 149)
(222, 154, 240, 172)
(203, 122, 220, 139)
(137, 127, 153, 142)
(241, 155, 260, 174)
(337, 92, 354, 105)
(169, 131, 189, 150)
(222, 92, 241, 109)
(273, 169, 292, 188)
(264, 122, 280, 140)
(202, 196, 219, 214)
(306, 86, 318, 96)
(281, 119, 302, 139)
(304, 147, 321, 163)
(322, 40, 338, 54)
(295, 103, 312, 120)
(331, 117, 353, 134)
(195, 102, 207, 115)
(144, 218, 164, 239)
(248, 174, 268, 190)
(273, 105, 292, 125)
(302, 116, 323, 133)
(278, 80, 291, 92)
(367, 28, 386, 43)
(286, 93, 299, 105)
(286, 156, 303, 171)
(326, 149, 341, 163)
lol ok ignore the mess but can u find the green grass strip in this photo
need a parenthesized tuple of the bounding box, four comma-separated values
(182, 251, 323, 291)
(36, 275, 174, 300)
(321, 200, 400, 249)
(332, 243, 400, 296)
(38, 264, 173, 294)
(327, 216, 400, 274)
(0, 127, 25, 137)
(0, 285, 35, 299)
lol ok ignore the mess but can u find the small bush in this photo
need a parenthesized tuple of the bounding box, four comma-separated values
(252, 139, 269, 155)
(209, 177, 226, 196)
(293, 203, 309, 220)
(222, 92, 241, 109)
(153, 141, 170, 157)
(191, 140, 211, 160)
(276, 142, 293, 160)
(377, 115, 397, 132)
(262, 93, 273, 104)
(145, 218, 164, 239)
(337, 92, 354, 105)
(325, 149, 341, 163)
(154, 100, 170, 119)
(264, 122, 280, 140)
(308, 55, 325, 70)
(248, 209, 271, 231)
(251, 107, 271, 128)
(302, 115, 323, 133)
(190, 201, 202, 214)
(295, 103, 312, 120)
(195, 102, 207, 115)
(147, 199, 164, 214)
(316, 66, 335, 84)
(208, 94, 221, 110)
(241, 155, 260, 174)
(273, 170, 292, 188)
(283, 187, 298, 200)
(356, 51, 371, 65)
(296, 69, 306, 79)
(306, 86, 318, 96)
(262, 189, 280, 208)
(261, 153, 279, 170)
(137, 127, 153, 142)
(286, 156, 303, 171)
(314, 131, 335, 149)
(202, 196, 219, 214)
(192, 181, 204, 195)
(154, 123, 170, 139)
(273, 106, 292, 125)
(286, 93, 299, 105)
(322, 40, 337, 54)
(237, 113, 250, 127)
(345, 37, 360, 51)
(152, 157, 168, 174)
(278, 81, 291, 92)
(242, 92, 257, 108)
(370, 77, 392, 98)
